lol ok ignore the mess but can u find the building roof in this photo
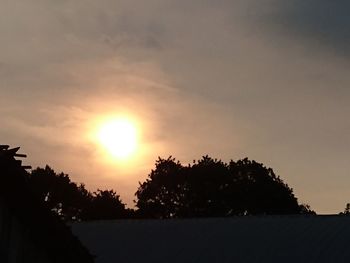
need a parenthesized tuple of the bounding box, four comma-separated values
(0, 145, 94, 263)
(72, 215, 350, 263)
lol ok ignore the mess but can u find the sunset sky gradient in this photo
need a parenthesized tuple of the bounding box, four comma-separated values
(1, 0, 350, 213)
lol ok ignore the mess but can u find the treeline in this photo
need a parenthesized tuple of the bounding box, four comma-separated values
(27, 156, 316, 222)
(28, 166, 132, 221)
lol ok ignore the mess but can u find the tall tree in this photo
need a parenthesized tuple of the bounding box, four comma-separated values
(135, 157, 185, 218)
(135, 156, 313, 218)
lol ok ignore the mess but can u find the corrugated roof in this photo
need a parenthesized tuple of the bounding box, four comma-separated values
(72, 216, 350, 263)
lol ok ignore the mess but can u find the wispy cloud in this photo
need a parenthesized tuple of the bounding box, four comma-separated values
(1, 0, 350, 212)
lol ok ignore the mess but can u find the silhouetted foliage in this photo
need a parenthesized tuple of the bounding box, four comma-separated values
(81, 189, 128, 220)
(299, 203, 316, 215)
(135, 156, 314, 218)
(28, 166, 90, 221)
(345, 204, 350, 214)
(339, 203, 350, 215)
(29, 165, 128, 221)
(0, 146, 94, 262)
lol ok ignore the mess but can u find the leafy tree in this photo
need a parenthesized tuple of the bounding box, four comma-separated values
(82, 189, 127, 220)
(339, 203, 350, 215)
(135, 157, 185, 218)
(181, 156, 230, 217)
(28, 166, 91, 221)
(345, 203, 350, 214)
(28, 166, 129, 221)
(135, 156, 314, 218)
(226, 158, 302, 215)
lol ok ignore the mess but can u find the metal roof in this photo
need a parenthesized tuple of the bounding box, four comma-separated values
(72, 215, 350, 263)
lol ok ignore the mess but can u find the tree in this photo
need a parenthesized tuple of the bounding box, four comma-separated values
(339, 203, 350, 215)
(226, 158, 301, 215)
(29, 166, 91, 221)
(135, 156, 313, 218)
(81, 189, 128, 220)
(135, 157, 185, 218)
(345, 203, 350, 214)
(28, 166, 129, 221)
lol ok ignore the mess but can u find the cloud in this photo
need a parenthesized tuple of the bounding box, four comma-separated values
(1, 0, 350, 212)
(244, 0, 350, 57)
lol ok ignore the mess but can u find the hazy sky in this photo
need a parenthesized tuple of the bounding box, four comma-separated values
(1, 0, 350, 213)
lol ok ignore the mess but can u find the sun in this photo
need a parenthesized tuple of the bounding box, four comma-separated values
(97, 117, 138, 160)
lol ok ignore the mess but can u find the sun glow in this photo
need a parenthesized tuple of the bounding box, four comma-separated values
(97, 117, 139, 160)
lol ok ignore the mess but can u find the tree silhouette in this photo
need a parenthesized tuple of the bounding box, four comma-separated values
(29, 166, 128, 221)
(29, 166, 91, 221)
(81, 189, 128, 220)
(135, 157, 185, 218)
(226, 158, 302, 215)
(135, 156, 314, 218)
(339, 203, 350, 215)
(345, 204, 350, 214)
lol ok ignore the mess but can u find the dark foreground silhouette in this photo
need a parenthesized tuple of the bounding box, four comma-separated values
(28, 156, 314, 221)
(136, 156, 314, 218)
(0, 145, 94, 262)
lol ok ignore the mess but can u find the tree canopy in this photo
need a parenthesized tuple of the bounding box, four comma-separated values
(28, 157, 314, 221)
(28, 166, 129, 221)
(135, 156, 313, 218)
(81, 189, 129, 220)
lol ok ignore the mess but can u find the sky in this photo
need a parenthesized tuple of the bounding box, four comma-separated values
(1, 0, 350, 214)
